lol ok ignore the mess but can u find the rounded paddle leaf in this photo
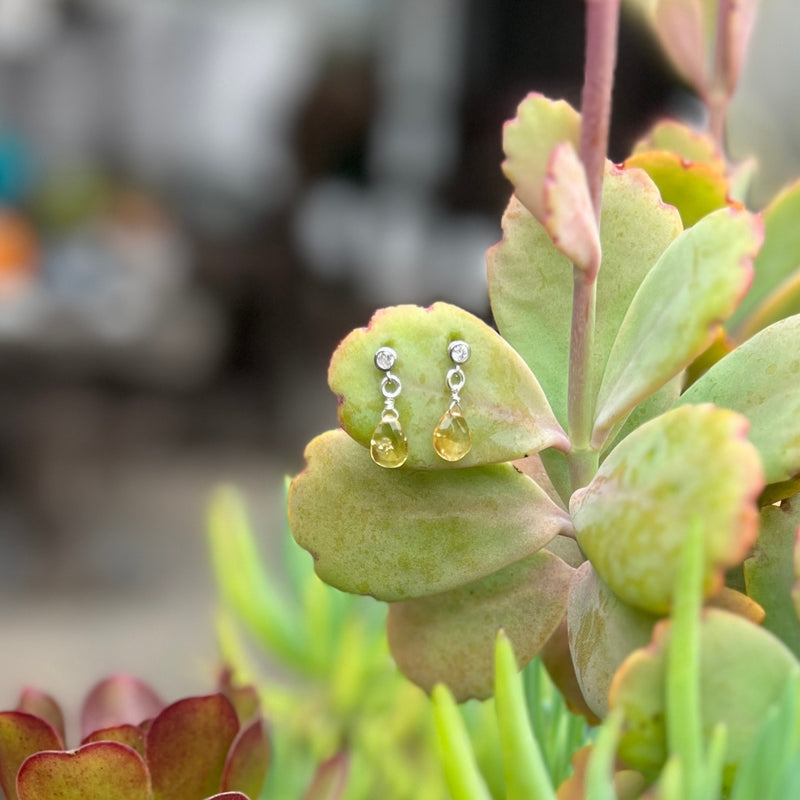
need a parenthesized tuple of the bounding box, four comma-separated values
(0, 712, 63, 800)
(624, 151, 729, 227)
(573, 404, 764, 615)
(542, 141, 600, 272)
(489, 165, 681, 428)
(652, 0, 712, 94)
(330, 302, 568, 469)
(289, 429, 572, 601)
(501, 93, 580, 224)
(146, 694, 240, 800)
(610, 609, 800, 787)
(17, 741, 150, 800)
(744, 499, 800, 657)
(80, 675, 164, 739)
(387, 550, 573, 701)
(592, 207, 761, 448)
(220, 718, 270, 798)
(15, 691, 65, 745)
(567, 563, 658, 718)
(81, 725, 146, 758)
(728, 179, 800, 340)
(678, 314, 800, 484)
(631, 120, 725, 172)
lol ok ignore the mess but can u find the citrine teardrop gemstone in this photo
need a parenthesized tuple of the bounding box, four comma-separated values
(370, 415, 408, 468)
(433, 403, 472, 461)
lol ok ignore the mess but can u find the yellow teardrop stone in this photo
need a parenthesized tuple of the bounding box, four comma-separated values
(433, 403, 472, 461)
(370, 415, 408, 468)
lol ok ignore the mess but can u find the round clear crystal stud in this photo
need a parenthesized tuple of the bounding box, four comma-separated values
(448, 340, 470, 364)
(374, 346, 397, 371)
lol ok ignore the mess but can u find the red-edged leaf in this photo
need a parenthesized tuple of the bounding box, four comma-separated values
(16, 741, 150, 800)
(202, 794, 250, 800)
(81, 724, 146, 758)
(303, 753, 349, 800)
(220, 719, 270, 797)
(15, 690, 65, 744)
(218, 671, 260, 725)
(543, 142, 601, 273)
(80, 675, 164, 739)
(146, 694, 239, 800)
(0, 712, 63, 800)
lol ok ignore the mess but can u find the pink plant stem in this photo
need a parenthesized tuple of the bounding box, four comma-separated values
(568, 0, 620, 490)
(579, 0, 620, 228)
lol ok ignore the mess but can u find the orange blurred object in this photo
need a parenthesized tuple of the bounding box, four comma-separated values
(0, 208, 38, 286)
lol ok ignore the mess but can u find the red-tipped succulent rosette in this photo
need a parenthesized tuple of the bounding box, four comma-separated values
(0, 675, 270, 800)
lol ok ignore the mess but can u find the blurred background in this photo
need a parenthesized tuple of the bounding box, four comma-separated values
(0, 0, 794, 723)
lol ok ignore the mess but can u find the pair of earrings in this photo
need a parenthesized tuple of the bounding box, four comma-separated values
(369, 340, 472, 468)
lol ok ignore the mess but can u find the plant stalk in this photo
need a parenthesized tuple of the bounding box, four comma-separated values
(578, 0, 621, 227)
(568, 0, 620, 489)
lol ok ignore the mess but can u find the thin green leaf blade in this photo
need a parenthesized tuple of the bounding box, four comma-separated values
(494, 630, 556, 800)
(431, 684, 494, 800)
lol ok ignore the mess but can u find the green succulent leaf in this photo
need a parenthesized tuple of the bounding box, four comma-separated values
(220, 719, 270, 798)
(0, 712, 63, 800)
(488, 165, 682, 427)
(592, 207, 761, 448)
(494, 630, 557, 800)
(289, 429, 572, 602)
(431, 684, 493, 800)
(329, 302, 568, 469)
(631, 120, 725, 172)
(573, 405, 764, 615)
(386, 550, 573, 701)
(610, 609, 800, 788)
(567, 563, 658, 718)
(745, 500, 800, 658)
(677, 314, 800, 484)
(794, 531, 800, 624)
(501, 93, 580, 224)
(624, 151, 729, 227)
(208, 486, 307, 672)
(147, 695, 239, 800)
(16, 741, 151, 800)
(728, 179, 800, 340)
(603, 376, 682, 456)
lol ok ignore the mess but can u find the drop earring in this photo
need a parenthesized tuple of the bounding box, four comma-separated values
(433, 340, 472, 461)
(369, 346, 409, 468)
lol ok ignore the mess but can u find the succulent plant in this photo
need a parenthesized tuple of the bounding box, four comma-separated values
(287, 0, 800, 789)
(0, 675, 270, 800)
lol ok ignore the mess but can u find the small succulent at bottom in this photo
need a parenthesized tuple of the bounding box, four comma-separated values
(0, 673, 271, 800)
